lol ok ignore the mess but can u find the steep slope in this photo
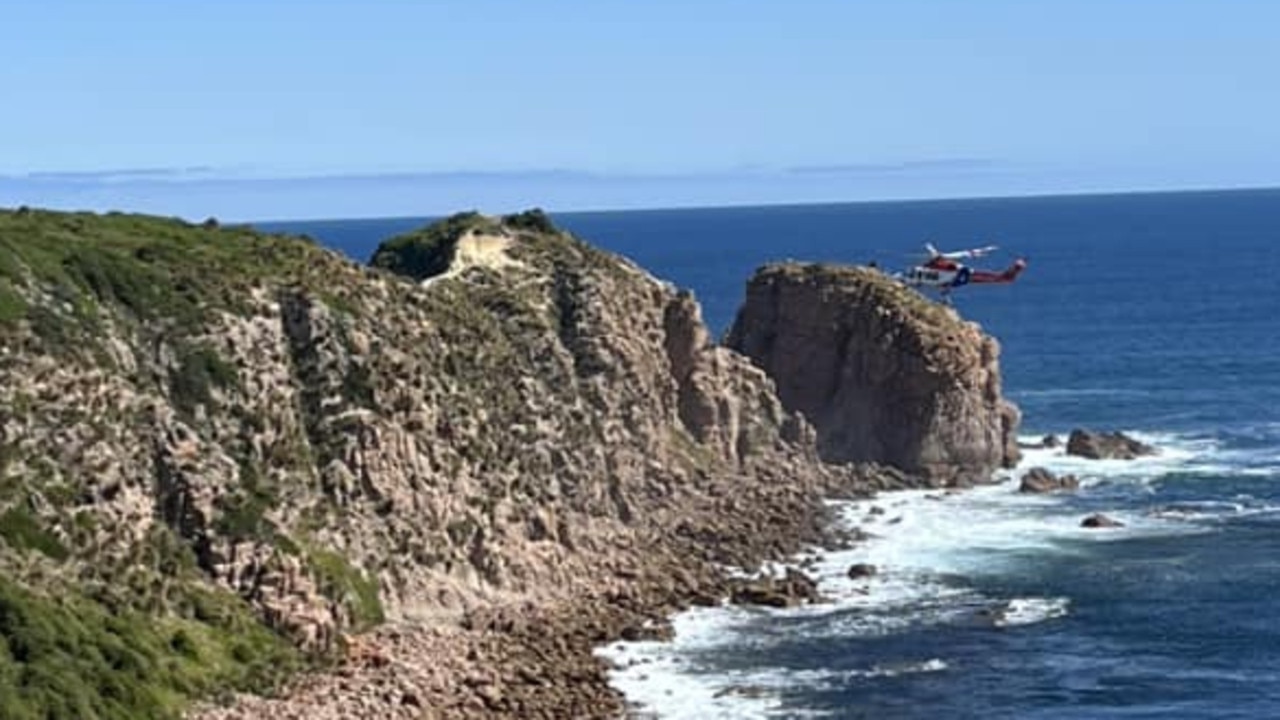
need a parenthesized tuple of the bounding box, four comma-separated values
(725, 262, 1021, 486)
(0, 207, 873, 718)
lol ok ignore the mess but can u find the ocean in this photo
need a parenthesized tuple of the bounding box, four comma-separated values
(260, 188, 1280, 719)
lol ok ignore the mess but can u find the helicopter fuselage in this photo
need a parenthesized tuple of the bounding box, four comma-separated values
(904, 257, 972, 288)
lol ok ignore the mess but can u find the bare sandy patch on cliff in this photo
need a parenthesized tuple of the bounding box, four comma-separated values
(421, 230, 526, 287)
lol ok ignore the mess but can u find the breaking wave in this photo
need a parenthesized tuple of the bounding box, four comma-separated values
(598, 429, 1269, 718)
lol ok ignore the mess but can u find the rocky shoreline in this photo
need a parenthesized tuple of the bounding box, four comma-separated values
(0, 208, 1023, 719)
(200, 442, 1155, 719)
(183, 226, 1030, 719)
(191, 464, 905, 719)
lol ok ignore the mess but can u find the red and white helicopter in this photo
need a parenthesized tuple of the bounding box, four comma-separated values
(896, 242, 1027, 302)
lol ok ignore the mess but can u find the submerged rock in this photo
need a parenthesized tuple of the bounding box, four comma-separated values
(1081, 513, 1125, 528)
(728, 568, 824, 608)
(846, 563, 878, 579)
(713, 684, 773, 700)
(1066, 429, 1157, 460)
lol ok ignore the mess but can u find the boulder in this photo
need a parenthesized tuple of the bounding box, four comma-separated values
(1081, 513, 1124, 528)
(1018, 467, 1080, 493)
(1066, 429, 1156, 460)
(728, 568, 823, 608)
(713, 685, 772, 700)
(846, 563, 877, 579)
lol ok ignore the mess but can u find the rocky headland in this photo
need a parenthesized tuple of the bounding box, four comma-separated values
(0, 207, 1018, 718)
(726, 262, 1022, 486)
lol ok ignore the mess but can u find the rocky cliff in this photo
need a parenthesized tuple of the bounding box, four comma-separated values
(0, 207, 903, 719)
(0, 208, 1018, 719)
(725, 262, 1021, 486)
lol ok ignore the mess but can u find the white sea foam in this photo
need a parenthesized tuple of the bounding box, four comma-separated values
(1234, 466, 1280, 477)
(598, 429, 1239, 718)
(1015, 430, 1213, 485)
(597, 607, 811, 719)
(847, 657, 949, 678)
(990, 597, 1071, 627)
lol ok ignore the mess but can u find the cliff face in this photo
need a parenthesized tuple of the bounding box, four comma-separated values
(725, 262, 1021, 486)
(0, 208, 1018, 718)
(0, 208, 860, 718)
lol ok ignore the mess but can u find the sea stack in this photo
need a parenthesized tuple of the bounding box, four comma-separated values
(725, 262, 1022, 486)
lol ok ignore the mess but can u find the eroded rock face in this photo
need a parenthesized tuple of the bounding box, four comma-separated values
(725, 262, 1021, 486)
(1066, 429, 1156, 460)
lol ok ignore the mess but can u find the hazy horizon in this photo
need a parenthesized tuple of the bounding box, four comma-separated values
(6, 0, 1279, 221)
(6, 169, 1280, 224)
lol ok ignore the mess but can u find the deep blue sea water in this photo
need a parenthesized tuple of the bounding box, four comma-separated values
(261, 188, 1280, 719)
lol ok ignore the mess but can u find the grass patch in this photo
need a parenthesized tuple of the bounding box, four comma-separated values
(213, 461, 281, 545)
(0, 207, 350, 341)
(305, 549, 383, 630)
(318, 290, 359, 318)
(0, 505, 69, 561)
(0, 279, 24, 325)
(24, 304, 77, 353)
(0, 576, 303, 720)
(170, 344, 239, 420)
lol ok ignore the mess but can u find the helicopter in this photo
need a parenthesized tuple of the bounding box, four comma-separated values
(896, 242, 1027, 302)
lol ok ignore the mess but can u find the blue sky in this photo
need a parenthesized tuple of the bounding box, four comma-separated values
(3, 0, 1278, 220)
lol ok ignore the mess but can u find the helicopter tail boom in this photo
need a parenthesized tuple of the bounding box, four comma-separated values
(970, 258, 1028, 284)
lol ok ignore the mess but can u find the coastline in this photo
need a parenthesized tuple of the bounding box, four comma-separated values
(1, 207, 1023, 719)
(190, 463, 903, 719)
(410, 426, 1256, 720)
(178, 231, 1023, 719)
(595, 429, 1216, 718)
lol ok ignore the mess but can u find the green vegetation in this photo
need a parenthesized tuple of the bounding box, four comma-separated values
(0, 208, 341, 344)
(0, 505, 69, 561)
(305, 548, 384, 630)
(0, 205, 609, 716)
(0, 279, 23, 324)
(0, 522, 312, 718)
(0, 207, 376, 717)
(213, 461, 280, 545)
(0, 576, 302, 720)
(368, 210, 499, 281)
(501, 208, 558, 235)
(170, 344, 239, 419)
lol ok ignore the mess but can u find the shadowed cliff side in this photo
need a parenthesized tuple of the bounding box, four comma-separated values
(725, 262, 1021, 486)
